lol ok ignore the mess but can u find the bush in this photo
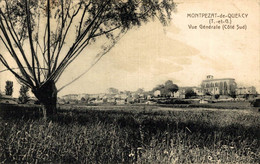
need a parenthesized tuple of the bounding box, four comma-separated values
(250, 98, 260, 107)
(18, 85, 30, 104)
(185, 89, 197, 99)
(81, 97, 86, 102)
(215, 94, 220, 99)
(156, 99, 190, 104)
(5, 80, 13, 96)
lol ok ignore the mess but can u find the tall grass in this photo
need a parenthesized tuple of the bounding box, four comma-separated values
(0, 106, 259, 163)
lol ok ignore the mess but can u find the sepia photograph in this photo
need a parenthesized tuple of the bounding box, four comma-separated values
(0, 0, 259, 163)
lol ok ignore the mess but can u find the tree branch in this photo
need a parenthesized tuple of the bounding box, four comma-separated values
(25, 0, 39, 87)
(0, 15, 34, 86)
(57, 30, 126, 92)
(0, 54, 31, 87)
(47, 0, 51, 76)
(0, 8, 35, 79)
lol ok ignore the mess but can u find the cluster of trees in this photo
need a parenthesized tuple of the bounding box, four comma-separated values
(1, 80, 29, 103)
(184, 88, 197, 99)
(107, 80, 179, 99)
(0, 0, 175, 118)
(152, 80, 178, 97)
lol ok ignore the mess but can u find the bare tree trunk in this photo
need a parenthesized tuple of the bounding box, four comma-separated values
(32, 80, 57, 119)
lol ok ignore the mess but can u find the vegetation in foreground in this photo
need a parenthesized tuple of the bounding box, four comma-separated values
(0, 106, 259, 163)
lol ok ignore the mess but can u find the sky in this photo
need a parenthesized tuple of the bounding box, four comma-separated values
(0, 0, 259, 97)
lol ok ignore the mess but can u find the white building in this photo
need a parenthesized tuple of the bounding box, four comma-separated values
(236, 86, 257, 95)
(201, 75, 237, 95)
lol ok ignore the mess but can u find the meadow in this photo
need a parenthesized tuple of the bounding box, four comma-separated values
(0, 104, 259, 163)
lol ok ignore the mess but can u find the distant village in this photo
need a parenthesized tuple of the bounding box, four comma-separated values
(0, 75, 258, 105)
(60, 75, 258, 105)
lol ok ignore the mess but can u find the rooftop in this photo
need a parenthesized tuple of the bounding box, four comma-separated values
(202, 78, 235, 82)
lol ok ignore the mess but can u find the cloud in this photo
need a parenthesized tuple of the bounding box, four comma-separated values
(106, 21, 200, 76)
(198, 55, 233, 71)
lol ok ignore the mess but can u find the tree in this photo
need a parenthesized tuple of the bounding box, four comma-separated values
(152, 80, 178, 97)
(5, 80, 13, 96)
(152, 84, 164, 96)
(164, 80, 178, 94)
(81, 97, 86, 102)
(124, 90, 131, 96)
(136, 88, 144, 94)
(185, 88, 197, 99)
(0, 0, 175, 117)
(229, 91, 236, 99)
(214, 94, 220, 99)
(18, 85, 30, 104)
(108, 87, 119, 94)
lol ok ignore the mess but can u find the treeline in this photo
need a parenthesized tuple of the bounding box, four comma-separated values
(0, 80, 30, 104)
(107, 80, 179, 98)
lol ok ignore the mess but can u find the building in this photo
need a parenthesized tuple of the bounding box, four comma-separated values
(191, 87, 204, 96)
(236, 86, 257, 95)
(62, 94, 80, 101)
(173, 86, 203, 99)
(173, 88, 186, 98)
(201, 75, 237, 95)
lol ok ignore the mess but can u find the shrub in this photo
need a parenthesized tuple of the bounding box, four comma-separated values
(5, 80, 13, 96)
(185, 89, 197, 99)
(18, 85, 30, 104)
(215, 94, 220, 99)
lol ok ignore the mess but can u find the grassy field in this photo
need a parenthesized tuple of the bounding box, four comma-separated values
(0, 104, 259, 163)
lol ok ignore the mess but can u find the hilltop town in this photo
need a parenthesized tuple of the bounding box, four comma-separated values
(60, 75, 258, 105)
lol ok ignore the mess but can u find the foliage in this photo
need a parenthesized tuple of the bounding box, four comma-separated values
(80, 97, 86, 102)
(250, 98, 260, 107)
(136, 88, 144, 94)
(214, 94, 220, 99)
(153, 80, 178, 97)
(18, 85, 30, 104)
(244, 94, 249, 100)
(5, 80, 13, 96)
(185, 88, 197, 99)
(157, 98, 190, 104)
(124, 91, 131, 96)
(108, 87, 119, 94)
(229, 91, 236, 98)
(0, 106, 259, 163)
(164, 80, 178, 93)
(205, 92, 212, 96)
